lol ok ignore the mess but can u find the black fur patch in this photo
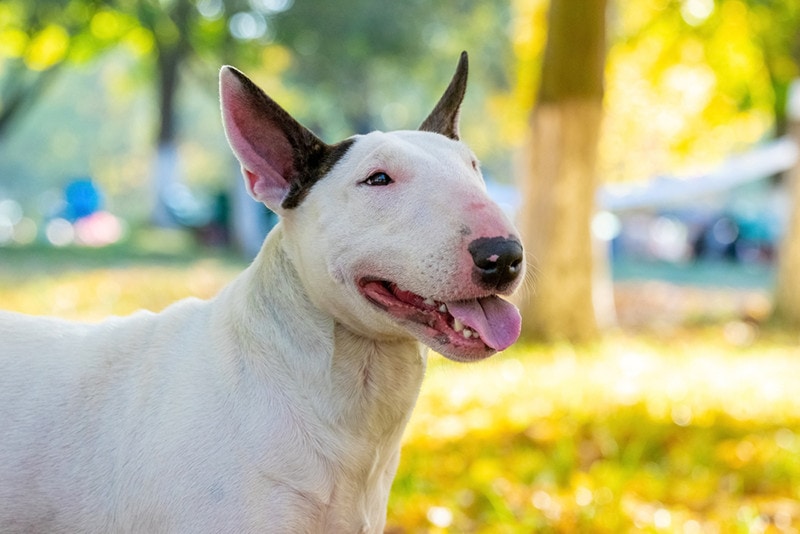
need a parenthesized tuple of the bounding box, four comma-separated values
(281, 137, 355, 209)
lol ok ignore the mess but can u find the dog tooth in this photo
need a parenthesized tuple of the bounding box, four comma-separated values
(439, 304, 447, 313)
(462, 328, 472, 339)
(453, 318, 464, 332)
(423, 297, 435, 307)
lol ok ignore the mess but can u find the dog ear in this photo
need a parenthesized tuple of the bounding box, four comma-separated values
(220, 66, 345, 211)
(419, 51, 469, 141)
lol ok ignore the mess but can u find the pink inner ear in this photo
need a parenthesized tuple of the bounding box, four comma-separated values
(221, 68, 295, 208)
(244, 169, 270, 201)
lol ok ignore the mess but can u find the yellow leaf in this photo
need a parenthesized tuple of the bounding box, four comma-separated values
(261, 44, 292, 75)
(91, 10, 124, 41)
(123, 27, 155, 56)
(0, 28, 28, 58)
(24, 25, 69, 71)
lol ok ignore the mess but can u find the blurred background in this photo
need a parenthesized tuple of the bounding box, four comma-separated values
(2, 0, 800, 531)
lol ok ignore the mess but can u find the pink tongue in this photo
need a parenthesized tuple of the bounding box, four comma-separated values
(446, 296, 522, 351)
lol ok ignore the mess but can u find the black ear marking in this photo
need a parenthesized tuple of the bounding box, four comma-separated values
(419, 51, 469, 141)
(281, 137, 355, 209)
(220, 66, 353, 210)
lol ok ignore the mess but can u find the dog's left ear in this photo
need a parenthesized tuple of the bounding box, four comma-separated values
(219, 66, 343, 211)
(419, 51, 469, 141)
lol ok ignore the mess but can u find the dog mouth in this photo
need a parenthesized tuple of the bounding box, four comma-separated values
(358, 279, 521, 362)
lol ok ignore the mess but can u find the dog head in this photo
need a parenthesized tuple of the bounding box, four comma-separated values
(220, 52, 524, 362)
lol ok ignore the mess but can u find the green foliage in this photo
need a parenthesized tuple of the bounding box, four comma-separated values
(0, 0, 517, 214)
(0, 0, 128, 70)
(266, 0, 514, 159)
(2, 0, 799, 194)
(0, 0, 131, 138)
(598, 0, 800, 182)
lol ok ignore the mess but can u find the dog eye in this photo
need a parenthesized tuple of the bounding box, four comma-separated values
(363, 172, 393, 186)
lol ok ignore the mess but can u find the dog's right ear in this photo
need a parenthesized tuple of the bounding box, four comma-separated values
(220, 66, 333, 212)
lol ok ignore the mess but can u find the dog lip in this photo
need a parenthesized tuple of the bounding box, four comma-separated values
(356, 277, 494, 303)
(357, 277, 504, 362)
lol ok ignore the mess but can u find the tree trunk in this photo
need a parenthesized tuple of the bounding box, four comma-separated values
(150, 45, 183, 227)
(774, 95, 800, 327)
(0, 65, 61, 141)
(151, 143, 182, 227)
(517, 0, 608, 342)
(519, 101, 604, 341)
(150, 0, 192, 226)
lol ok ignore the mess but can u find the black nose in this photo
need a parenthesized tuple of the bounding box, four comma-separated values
(468, 236, 524, 291)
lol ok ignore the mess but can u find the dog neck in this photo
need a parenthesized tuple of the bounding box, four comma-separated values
(212, 225, 427, 524)
(217, 223, 427, 442)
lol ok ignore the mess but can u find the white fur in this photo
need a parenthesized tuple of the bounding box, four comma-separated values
(0, 225, 424, 533)
(0, 132, 521, 531)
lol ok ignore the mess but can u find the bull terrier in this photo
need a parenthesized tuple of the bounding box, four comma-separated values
(0, 52, 524, 533)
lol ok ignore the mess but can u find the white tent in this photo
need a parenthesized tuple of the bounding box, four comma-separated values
(598, 137, 799, 212)
(488, 137, 799, 215)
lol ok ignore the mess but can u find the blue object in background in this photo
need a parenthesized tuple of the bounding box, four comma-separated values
(63, 178, 101, 221)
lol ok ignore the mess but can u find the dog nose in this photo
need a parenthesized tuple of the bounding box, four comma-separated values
(468, 236, 524, 291)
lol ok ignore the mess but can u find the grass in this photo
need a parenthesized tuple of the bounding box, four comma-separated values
(0, 231, 246, 320)
(389, 334, 800, 532)
(2, 239, 799, 532)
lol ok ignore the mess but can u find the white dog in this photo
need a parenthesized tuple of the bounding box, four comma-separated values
(0, 52, 524, 533)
